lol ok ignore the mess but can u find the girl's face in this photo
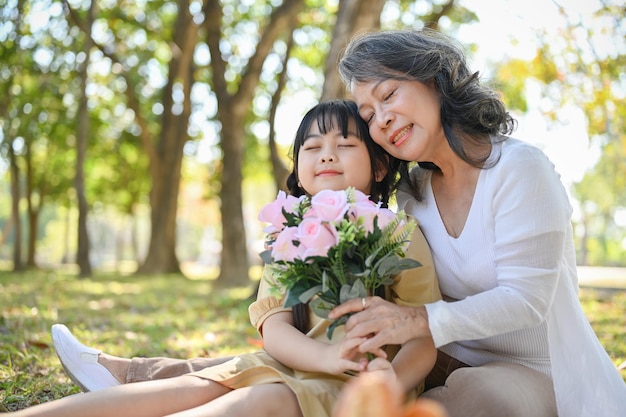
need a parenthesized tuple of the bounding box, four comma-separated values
(297, 119, 374, 196)
(351, 79, 445, 163)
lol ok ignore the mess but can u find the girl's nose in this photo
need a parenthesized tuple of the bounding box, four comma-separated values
(320, 151, 335, 163)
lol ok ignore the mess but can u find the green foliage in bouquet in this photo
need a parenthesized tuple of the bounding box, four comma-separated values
(258, 188, 422, 338)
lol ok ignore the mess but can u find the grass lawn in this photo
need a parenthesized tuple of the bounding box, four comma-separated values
(1, 269, 625, 412)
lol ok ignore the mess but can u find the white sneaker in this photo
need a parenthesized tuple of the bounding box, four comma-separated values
(51, 324, 122, 392)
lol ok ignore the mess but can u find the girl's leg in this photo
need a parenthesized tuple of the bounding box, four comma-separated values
(126, 357, 234, 383)
(167, 383, 303, 417)
(52, 324, 233, 391)
(11, 375, 231, 417)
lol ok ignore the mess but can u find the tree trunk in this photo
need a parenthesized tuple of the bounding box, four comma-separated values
(137, 135, 186, 274)
(9, 143, 24, 271)
(268, 30, 294, 192)
(320, 0, 385, 101)
(137, 0, 197, 274)
(75, 0, 96, 277)
(206, 0, 305, 287)
(216, 118, 249, 287)
(24, 148, 39, 268)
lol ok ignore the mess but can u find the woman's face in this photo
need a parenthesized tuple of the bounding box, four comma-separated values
(297, 119, 374, 196)
(351, 79, 445, 163)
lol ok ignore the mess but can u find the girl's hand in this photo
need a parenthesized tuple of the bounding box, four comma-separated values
(364, 358, 403, 398)
(323, 335, 387, 375)
(328, 296, 431, 352)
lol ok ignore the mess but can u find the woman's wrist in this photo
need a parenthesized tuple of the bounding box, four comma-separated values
(411, 305, 431, 340)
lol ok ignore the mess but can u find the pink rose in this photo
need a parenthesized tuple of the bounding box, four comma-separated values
(352, 189, 372, 204)
(310, 189, 349, 223)
(375, 208, 397, 231)
(349, 201, 382, 233)
(297, 218, 339, 258)
(258, 190, 302, 233)
(271, 226, 302, 262)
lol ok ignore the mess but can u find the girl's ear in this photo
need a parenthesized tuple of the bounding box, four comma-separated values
(374, 159, 388, 182)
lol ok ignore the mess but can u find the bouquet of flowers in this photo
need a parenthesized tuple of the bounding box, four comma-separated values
(258, 187, 421, 338)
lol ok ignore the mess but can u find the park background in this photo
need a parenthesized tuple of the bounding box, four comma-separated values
(1, 0, 625, 411)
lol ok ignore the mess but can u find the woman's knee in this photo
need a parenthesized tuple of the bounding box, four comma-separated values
(421, 362, 556, 417)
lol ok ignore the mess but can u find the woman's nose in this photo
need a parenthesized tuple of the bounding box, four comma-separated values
(376, 110, 392, 129)
(320, 151, 335, 163)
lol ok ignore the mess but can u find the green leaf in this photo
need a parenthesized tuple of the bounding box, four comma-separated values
(364, 246, 383, 268)
(374, 255, 422, 277)
(309, 297, 336, 319)
(374, 254, 402, 276)
(326, 314, 349, 339)
(259, 250, 273, 265)
(397, 258, 422, 270)
(284, 281, 318, 308)
(339, 279, 367, 304)
(298, 284, 323, 304)
(322, 270, 330, 293)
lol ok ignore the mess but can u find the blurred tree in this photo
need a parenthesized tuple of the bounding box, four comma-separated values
(202, 0, 305, 286)
(0, 1, 25, 271)
(74, 0, 97, 277)
(493, 0, 625, 265)
(0, 0, 79, 269)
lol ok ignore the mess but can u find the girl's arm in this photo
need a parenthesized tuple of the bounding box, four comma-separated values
(390, 336, 436, 391)
(366, 335, 436, 392)
(261, 310, 377, 375)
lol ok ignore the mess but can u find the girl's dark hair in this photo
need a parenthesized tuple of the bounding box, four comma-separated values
(338, 29, 517, 199)
(283, 99, 398, 333)
(285, 99, 400, 207)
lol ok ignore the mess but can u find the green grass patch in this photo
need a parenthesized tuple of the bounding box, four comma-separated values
(1, 270, 625, 411)
(0, 270, 259, 412)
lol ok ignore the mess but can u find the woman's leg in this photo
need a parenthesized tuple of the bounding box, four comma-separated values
(11, 375, 231, 417)
(167, 383, 303, 417)
(421, 362, 557, 417)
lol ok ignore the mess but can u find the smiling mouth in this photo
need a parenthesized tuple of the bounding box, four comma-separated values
(317, 170, 341, 176)
(390, 124, 413, 144)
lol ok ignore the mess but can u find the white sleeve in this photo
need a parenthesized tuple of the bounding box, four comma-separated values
(425, 144, 574, 347)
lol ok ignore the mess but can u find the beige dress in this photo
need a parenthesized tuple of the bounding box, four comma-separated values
(189, 224, 441, 417)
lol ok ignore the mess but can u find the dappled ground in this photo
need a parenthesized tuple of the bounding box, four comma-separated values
(1, 269, 625, 411)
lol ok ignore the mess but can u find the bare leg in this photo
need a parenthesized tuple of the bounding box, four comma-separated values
(167, 383, 303, 417)
(11, 375, 230, 417)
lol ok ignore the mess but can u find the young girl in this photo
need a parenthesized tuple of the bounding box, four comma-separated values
(12, 99, 440, 417)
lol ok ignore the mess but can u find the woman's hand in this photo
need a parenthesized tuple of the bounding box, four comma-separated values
(329, 296, 431, 352)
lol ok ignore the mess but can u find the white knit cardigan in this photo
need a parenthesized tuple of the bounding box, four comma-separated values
(398, 138, 626, 417)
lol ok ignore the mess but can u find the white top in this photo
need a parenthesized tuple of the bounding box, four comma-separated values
(398, 138, 626, 417)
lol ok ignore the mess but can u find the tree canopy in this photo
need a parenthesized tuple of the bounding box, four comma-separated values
(0, 0, 624, 283)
